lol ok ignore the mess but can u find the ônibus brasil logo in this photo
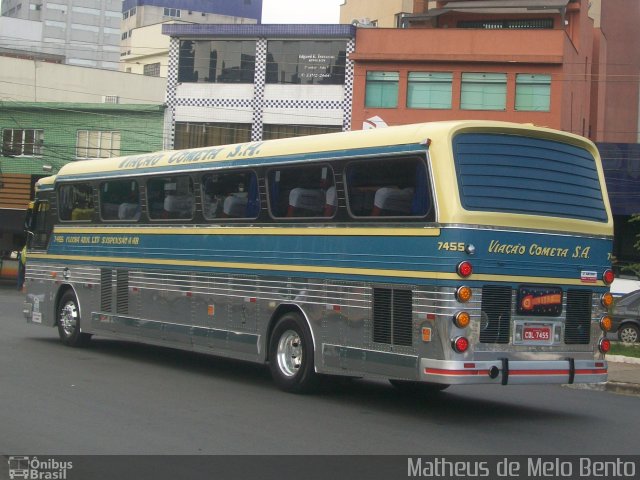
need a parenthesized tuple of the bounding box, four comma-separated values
(8, 456, 73, 479)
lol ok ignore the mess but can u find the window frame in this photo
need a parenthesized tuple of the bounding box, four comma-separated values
(99, 179, 141, 223)
(76, 130, 121, 159)
(57, 183, 95, 222)
(146, 175, 195, 221)
(365, 71, 399, 108)
(266, 163, 337, 220)
(201, 169, 260, 221)
(343, 156, 433, 220)
(2, 128, 44, 157)
(406, 72, 453, 110)
(460, 72, 507, 111)
(515, 73, 551, 112)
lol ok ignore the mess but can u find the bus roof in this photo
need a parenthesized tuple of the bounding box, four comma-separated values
(50, 120, 612, 236)
(55, 121, 593, 179)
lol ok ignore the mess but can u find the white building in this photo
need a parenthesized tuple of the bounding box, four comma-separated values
(162, 23, 356, 148)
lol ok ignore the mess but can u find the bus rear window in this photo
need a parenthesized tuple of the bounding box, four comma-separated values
(453, 133, 608, 222)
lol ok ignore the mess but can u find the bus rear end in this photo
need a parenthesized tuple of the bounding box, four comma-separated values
(420, 125, 613, 386)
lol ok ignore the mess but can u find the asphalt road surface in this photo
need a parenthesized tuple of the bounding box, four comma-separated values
(1, 284, 638, 457)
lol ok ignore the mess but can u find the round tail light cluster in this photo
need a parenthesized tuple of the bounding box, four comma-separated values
(452, 336, 469, 353)
(599, 338, 611, 354)
(457, 261, 473, 278)
(603, 269, 614, 285)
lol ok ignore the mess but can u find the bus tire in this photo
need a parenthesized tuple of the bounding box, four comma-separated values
(389, 379, 449, 394)
(268, 312, 318, 394)
(57, 290, 91, 347)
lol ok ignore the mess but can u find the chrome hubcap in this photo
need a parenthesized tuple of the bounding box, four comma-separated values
(60, 301, 78, 337)
(276, 329, 303, 377)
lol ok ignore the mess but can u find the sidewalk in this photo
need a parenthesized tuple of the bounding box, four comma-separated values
(601, 355, 640, 396)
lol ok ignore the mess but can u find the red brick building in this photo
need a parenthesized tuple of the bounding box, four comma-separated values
(350, 0, 639, 143)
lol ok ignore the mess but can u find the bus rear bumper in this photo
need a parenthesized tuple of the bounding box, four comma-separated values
(420, 358, 608, 386)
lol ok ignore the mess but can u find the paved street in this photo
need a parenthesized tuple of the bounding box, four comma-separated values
(1, 283, 638, 456)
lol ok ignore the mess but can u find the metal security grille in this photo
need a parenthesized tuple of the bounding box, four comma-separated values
(457, 18, 554, 29)
(100, 268, 113, 312)
(373, 288, 413, 347)
(565, 289, 592, 344)
(116, 270, 129, 315)
(480, 285, 512, 344)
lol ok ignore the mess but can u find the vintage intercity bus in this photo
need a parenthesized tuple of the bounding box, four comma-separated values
(23, 120, 615, 393)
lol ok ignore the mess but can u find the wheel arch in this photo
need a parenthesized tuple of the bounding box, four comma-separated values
(53, 283, 81, 327)
(264, 303, 316, 363)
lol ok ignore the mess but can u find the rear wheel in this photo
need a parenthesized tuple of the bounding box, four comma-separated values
(268, 312, 318, 393)
(57, 290, 91, 347)
(618, 324, 640, 343)
(389, 379, 449, 395)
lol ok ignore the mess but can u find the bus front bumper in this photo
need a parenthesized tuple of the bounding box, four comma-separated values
(421, 358, 607, 385)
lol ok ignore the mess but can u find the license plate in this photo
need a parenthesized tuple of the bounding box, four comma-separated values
(523, 326, 551, 341)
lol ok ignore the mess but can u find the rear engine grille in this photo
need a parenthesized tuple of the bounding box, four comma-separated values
(565, 289, 592, 344)
(480, 285, 512, 344)
(373, 288, 413, 347)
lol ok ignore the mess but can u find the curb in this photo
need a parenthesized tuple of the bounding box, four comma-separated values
(607, 354, 640, 365)
(604, 381, 640, 396)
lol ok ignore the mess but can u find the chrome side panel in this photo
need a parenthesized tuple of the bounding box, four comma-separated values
(24, 260, 607, 384)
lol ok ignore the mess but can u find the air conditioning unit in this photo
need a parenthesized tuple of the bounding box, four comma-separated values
(102, 95, 119, 104)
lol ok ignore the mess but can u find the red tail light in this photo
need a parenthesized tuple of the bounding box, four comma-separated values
(603, 269, 614, 285)
(457, 261, 473, 278)
(599, 338, 611, 354)
(452, 336, 469, 353)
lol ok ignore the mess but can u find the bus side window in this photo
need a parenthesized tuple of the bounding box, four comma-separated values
(58, 183, 95, 222)
(267, 164, 335, 219)
(100, 180, 140, 221)
(147, 175, 194, 220)
(201, 170, 259, 220)
(345, 157, 432, 219)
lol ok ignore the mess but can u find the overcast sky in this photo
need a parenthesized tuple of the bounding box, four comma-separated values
(0, 0, 343, 24)
(261, 0, 342, 24)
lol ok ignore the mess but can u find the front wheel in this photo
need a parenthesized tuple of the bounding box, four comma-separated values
(268, 312, 318, 393)
(57, 290, 91, 347)
(618, 324, 640, 343)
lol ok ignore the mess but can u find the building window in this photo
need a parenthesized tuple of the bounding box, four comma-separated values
(266, 40, 346, 85)
(460, 73, 507, 110)
(174, 123, 252, 149)
(123, 11, 128, 19)
(2, 128, 44, 156)
(407, 72, 453, 109)
(76, 130, 121, 158)
(178, 40, 256, 83)
(143, 62, 161, 77)
(365, 71, 399, 108)
(515, 74, 551, 111)
(263, 124, 341, 140)
(121, 31, 127, 40)
(163, 7, 180, 17)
